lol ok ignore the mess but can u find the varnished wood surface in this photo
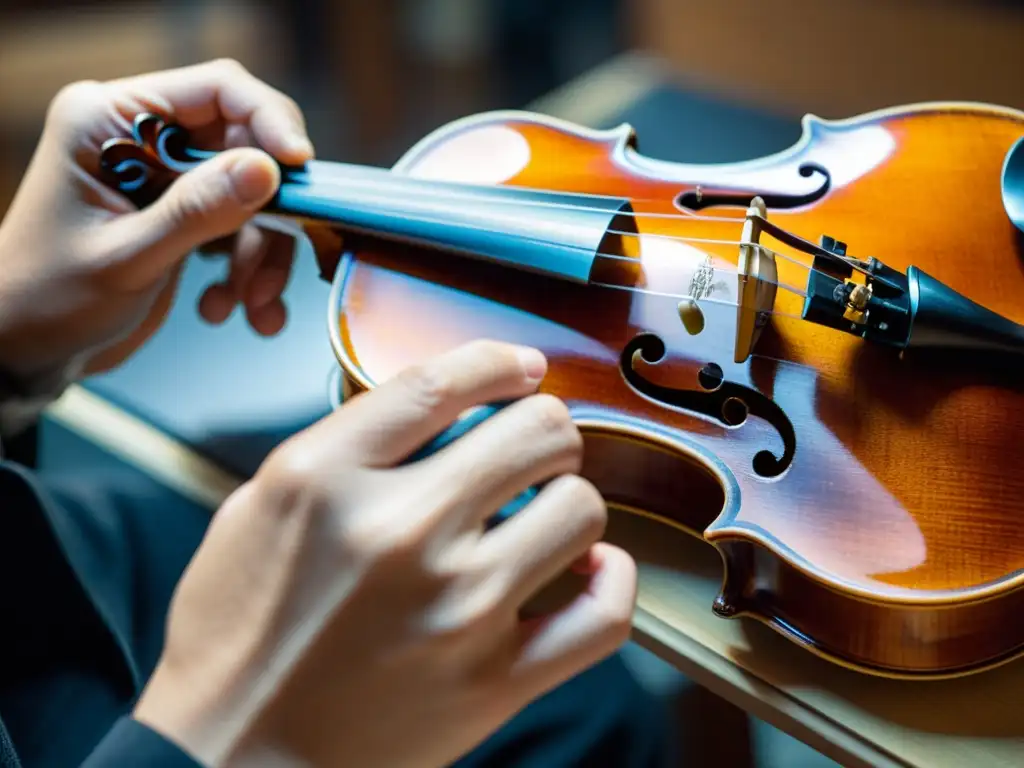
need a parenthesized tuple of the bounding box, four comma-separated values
(326, 101, 1024, 678)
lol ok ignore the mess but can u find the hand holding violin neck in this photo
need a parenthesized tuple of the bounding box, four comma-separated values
(99, 112, 635, 286)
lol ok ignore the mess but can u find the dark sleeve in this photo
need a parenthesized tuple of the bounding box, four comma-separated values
(81, 717, 205, 768)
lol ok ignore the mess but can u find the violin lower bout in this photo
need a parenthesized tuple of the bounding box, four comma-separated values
(578, 427, 1024, 680)
(712, 538, 1024, 679)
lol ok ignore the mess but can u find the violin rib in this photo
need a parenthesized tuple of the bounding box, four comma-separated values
(326, 101, 1024, 680)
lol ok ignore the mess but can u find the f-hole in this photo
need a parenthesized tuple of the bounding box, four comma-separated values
(676, 163, 832, 212)
(619, 333, 796, 479)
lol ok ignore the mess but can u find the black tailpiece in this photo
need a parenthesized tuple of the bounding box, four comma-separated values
(801, 236, 1024, 358)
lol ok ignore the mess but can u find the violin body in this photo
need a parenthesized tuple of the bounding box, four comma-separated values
(325, 103, 1024, 679)
(98, 100, 1024, 679)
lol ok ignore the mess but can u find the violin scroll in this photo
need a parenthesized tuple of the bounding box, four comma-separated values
(99, 113, 221, 207)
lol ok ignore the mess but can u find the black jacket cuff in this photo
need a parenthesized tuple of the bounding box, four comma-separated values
(81, 716, 205, 767)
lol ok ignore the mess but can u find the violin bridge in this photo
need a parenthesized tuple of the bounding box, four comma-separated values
(734, 197, 778, 363)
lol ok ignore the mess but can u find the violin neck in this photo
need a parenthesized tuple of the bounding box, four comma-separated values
(269, 160, 635, 284)
(95, 112, 635, 284)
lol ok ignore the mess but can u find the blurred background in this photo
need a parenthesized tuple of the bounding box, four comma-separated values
(2, 0, 1023, 214)
(3, 1, 1024, 766)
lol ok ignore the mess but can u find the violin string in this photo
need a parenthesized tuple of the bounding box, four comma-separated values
(354, 219, 812, 316)
(278, 197, 815, 301)
(602, 228, 817, 273)
(264, 185, 824, 278)
(227, 169, 852, 311)
(586, 280, 808, 321)
(130, 145, 839, 326)
(258, 164, 848, 269)
(260, 195, 825, 305)
(588, 251, 810, 298)
(270, 169, 859, 279)
(296, 163, 761, 224)
(289, 175, 815, 328)
(377, 207, 817, 298)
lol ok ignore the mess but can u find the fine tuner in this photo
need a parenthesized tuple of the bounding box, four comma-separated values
(724, 190, 1024, 365)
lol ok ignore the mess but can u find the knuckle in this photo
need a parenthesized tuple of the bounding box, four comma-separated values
(461, 339, 521, 376)
(597, 599, 635, 643)
(280, 93, 305, 123)
(248, 442, 341, 546)
(461, 338, 502, 356)
(259, 439, 325, 503)
(214, 479, 262, 524)
(47, 80, 105, 125)
(212, 57, 249, 78)
(395, 361, 452, 413)
(605, 587, 636, 633)
(170, 171, 232, 223)
(434, 589, 506, 641)
(344, 487, 433, 562)
(525, 393, 573, 435)
(559, 475, 607, 537)
(593, 557, 637, 640)
(523, 394, 582, 463)
(465, 338, 507, 360)
(342, 515, 404, 560)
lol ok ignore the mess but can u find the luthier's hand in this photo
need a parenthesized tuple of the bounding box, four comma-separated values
(0, 58, 312, 382)
(134, 340, 638, 767)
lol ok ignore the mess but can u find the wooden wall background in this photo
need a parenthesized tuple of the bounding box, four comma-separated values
(628, 0, 1024, 119)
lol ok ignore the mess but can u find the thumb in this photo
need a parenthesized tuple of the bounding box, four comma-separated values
(99, 147, 280, 288)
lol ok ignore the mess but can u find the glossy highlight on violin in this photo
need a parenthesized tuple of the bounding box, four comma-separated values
(100, 100, 1024, 679)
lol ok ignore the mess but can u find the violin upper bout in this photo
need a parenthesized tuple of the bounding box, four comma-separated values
(392, 109, 639, 191)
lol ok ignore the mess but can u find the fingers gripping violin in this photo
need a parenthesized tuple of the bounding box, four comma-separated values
(100, 101, 1024, 680)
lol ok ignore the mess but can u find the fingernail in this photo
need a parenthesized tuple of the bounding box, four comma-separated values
(229, 155, 274, 205)
(517, 347, 547, 381)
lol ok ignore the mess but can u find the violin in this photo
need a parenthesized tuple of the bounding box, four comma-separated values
(100, 101, 1024, 681)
